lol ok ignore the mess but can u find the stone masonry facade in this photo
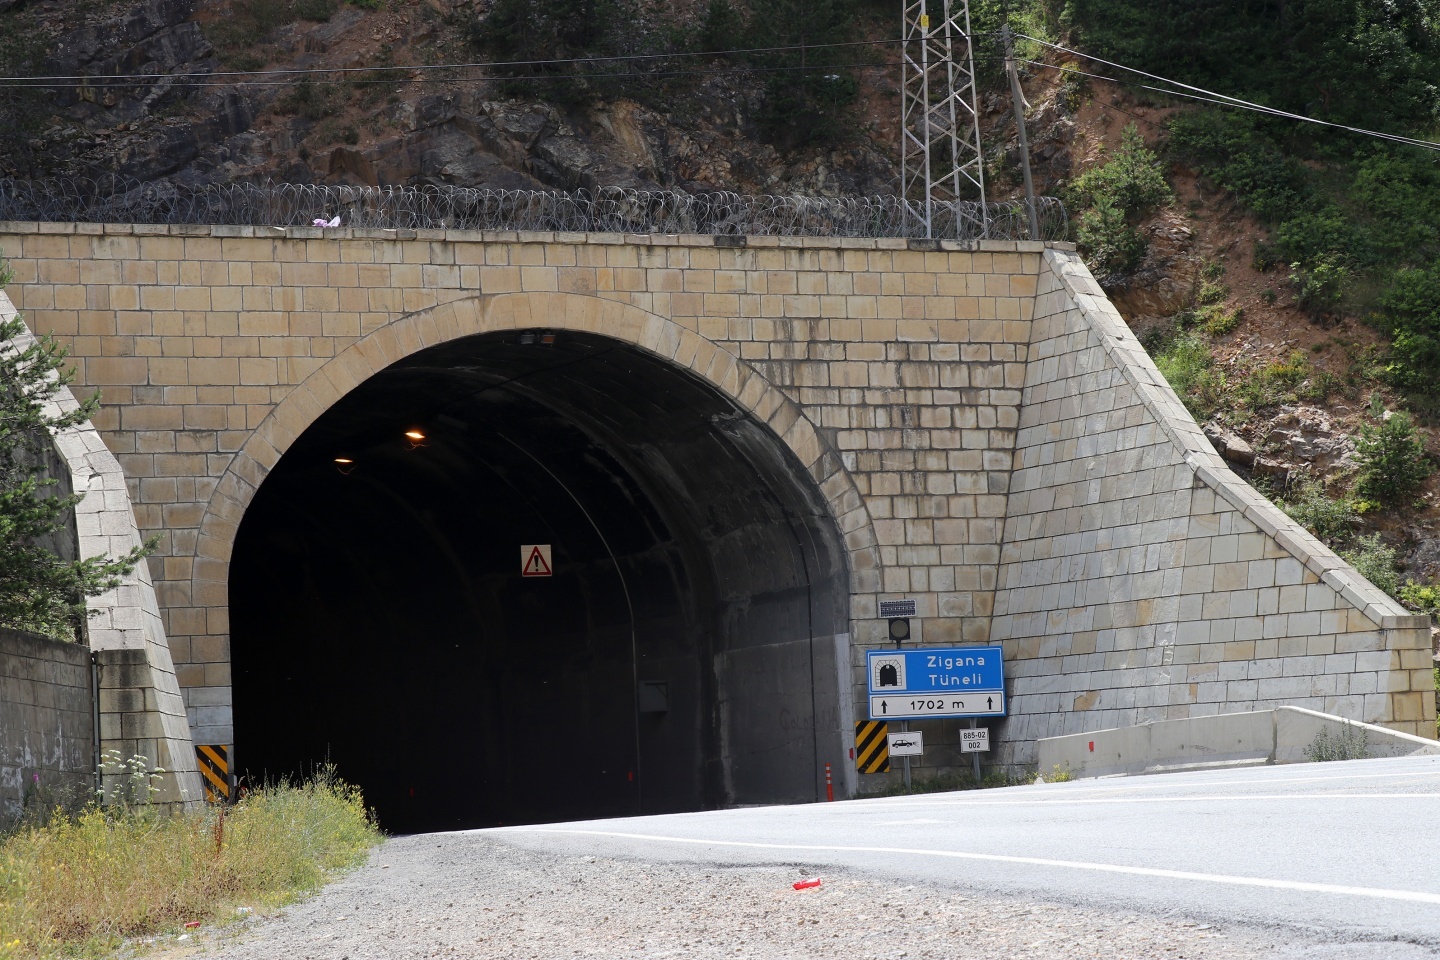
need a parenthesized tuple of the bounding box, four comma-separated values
(0, 295, 200, 804)
(0, 220, 1430, 772)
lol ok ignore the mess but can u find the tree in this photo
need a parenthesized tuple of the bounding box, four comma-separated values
(1353, 399, 1433, 510)
(0, 263, 152, 641)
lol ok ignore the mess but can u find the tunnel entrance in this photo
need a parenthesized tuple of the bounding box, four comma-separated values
(230, 328, 850, 833)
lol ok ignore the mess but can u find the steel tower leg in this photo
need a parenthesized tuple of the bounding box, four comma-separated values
(900, 0, 987, 239)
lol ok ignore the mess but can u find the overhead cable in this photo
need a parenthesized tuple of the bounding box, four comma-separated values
(1017, 33, 1440, 153)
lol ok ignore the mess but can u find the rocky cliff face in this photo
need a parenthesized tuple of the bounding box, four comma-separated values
(2, 0, 899, 193)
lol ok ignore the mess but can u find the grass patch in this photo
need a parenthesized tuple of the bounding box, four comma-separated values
(0, 768, 379, 959)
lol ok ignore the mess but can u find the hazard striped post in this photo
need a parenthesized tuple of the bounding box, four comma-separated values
(195, 744, 236, 803)
(825, 762, 834, 801)
(854, 720, 890, 773)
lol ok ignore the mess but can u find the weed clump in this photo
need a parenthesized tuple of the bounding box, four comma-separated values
(0, 766, 379, 959)
(1303, 722, 1369, 763)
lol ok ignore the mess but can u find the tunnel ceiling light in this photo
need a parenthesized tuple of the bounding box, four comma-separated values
(333, 457, 354, 464)
(404, 429, 426, 441)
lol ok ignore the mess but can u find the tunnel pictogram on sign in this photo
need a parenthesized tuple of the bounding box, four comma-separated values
(196, 744, 236, 803)
(854, 720, 890, 774)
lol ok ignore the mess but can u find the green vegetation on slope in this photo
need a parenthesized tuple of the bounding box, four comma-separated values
(1050, 0, 1440, 406)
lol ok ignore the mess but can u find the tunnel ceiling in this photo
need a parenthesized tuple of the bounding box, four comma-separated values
(232, 328, 850, 832)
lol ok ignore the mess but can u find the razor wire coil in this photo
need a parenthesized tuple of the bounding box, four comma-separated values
(0, 177, 1067, 242)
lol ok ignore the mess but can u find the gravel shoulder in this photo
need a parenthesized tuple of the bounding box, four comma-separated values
(154, 830, 1409, 960)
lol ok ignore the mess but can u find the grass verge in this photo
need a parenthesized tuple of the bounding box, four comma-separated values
(0, 768, 380, 959)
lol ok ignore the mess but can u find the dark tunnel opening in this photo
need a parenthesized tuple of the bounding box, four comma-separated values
(230, 328, 851, 833)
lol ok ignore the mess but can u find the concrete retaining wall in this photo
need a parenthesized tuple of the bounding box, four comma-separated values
(0, 628, 94, 824)
(1036, 705, 1440, 779)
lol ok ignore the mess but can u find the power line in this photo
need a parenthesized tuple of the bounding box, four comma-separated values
(0, 58, 1018, 90)
(0, 51, 1026, 91)
(1017, 34, 1440, 153)
(0, 36, 998, 86)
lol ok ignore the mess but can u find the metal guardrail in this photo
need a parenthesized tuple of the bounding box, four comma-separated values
(0, 178, 1068, 242)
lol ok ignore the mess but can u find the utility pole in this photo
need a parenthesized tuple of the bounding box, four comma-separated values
(899, 0, 987, 239)
(1001, 24, 1041, 240)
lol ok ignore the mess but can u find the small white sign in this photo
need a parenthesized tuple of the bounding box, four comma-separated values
(521, 544, 553, 577)
(960, 728, 990, 753)
(887, 730, 924, 757)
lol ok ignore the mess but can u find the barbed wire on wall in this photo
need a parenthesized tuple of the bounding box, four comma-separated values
(0, 178, 1068, 242)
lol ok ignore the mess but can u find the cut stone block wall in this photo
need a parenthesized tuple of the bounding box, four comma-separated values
(989, 250, 1434, 767)
(0, 628, 94, 824)
(0, 288, 200, 804)
(0, 223, 1432, 780)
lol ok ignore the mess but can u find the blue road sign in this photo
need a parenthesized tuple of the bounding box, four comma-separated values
(866, 645, 1006, 719)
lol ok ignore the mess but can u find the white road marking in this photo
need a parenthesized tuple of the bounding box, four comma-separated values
(860, 792, 1440, 808)
(860, 765, 1440, 807)
(516, 828, 1440, 905)
(871, 818, 946, 825)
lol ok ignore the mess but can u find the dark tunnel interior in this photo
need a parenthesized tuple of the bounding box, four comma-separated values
(230, 328, 851, 833)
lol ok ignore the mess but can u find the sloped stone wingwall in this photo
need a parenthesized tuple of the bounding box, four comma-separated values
(1, 289, 200, 804)
(991, 249, 1434, 767)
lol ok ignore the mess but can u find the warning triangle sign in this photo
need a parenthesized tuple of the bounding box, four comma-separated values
(521, 544, 553, 577)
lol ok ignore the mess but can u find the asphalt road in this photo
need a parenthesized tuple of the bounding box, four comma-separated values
(495, 755, 1440, 954)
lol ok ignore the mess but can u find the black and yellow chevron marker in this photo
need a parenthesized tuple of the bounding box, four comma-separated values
(855, 720, 890, 774)
(196, 744, 235, 803)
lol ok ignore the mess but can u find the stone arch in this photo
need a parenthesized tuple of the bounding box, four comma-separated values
(190, 292, 879, 635)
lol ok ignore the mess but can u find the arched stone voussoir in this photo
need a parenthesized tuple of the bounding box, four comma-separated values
(189, 291, 874, 619)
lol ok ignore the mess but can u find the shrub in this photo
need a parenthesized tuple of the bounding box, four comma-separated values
(1280, 477, 1357, 545)
(696, 0, 745, 53)
(1290, 256, 1349, 317)
(1400, 582, 1440, 619)
(1069, 125, 1172, 280)
(1303, 722, 1369, 763)
(1353, 405, 1432, 508)
(1071, 123, 1169, 273)
(1153, 333, 1226, 420)
(1199, 304, 1242, 336)
(1234, 351, 1327, 410)
(1166, 110, 1310, 224)
(1075, 196, 1147, 277)
(1377, 261, 1440, 395)
(1069, 125, 1173, 217)
(1341, 533, 1402, 597)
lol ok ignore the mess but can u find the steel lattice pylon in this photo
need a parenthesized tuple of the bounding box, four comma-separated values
(899, 0, 987, 239)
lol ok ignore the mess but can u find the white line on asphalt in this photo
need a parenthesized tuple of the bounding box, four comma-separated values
(517, 828, 1440, 905)
(873, 792, 1440, 807)
(868, 765, 1440, 802)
